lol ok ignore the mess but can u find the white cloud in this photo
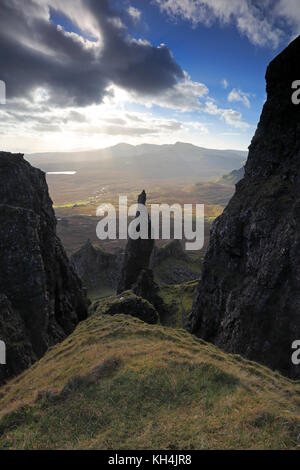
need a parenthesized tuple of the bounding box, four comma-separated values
(0, 72, 250, 153)
(275, 0, 300, 38)
(128, 6, 142, 21)
(0, 95, 196, 150)
(154, 0, 285, 48)
(184, 121, 209, 134)
(228, 88, 251, 108)
(204, 100, 251, 129)
(128, 73, 209, 111)
(221, 79, 229, 89)
(38, 0, 102, 39)
(57, 25, 101, 51)
(0, 0, 255, 152)
(111, 74, 250, 129)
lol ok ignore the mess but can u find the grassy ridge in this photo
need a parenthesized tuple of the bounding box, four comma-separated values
(0, 312, 299, 450)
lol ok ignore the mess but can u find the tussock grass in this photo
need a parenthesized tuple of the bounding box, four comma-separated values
(0, 314, 299, 449)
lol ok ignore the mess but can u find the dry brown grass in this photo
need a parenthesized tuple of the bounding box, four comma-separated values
(0, 313, 299, 450)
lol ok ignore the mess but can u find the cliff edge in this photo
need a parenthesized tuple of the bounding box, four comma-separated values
(0, 152, 88, 383)
(188, 36, 300, 378)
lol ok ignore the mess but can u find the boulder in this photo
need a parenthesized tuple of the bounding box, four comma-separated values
(92, 292, 159, 325)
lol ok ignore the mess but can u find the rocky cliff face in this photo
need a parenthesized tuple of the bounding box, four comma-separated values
(0, 152, 88, 383)
(150, 239, 200, 285)
(150, 240, 189, 268)
(217, 167, 245, 186)
(132, 268, 166, 317)
(189, 36, 300, 378)
(71, 240, 122, 292)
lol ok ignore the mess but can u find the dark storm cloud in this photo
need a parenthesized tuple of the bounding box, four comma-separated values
(87, 0, 184, 94)
(0, 0, 184, 106)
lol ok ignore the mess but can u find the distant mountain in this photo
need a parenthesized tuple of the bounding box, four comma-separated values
(26, 142, 247, 183)
(217, 166, 245, 186)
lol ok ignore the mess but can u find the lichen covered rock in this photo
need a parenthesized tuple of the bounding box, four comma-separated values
(92, 292, 159, 325)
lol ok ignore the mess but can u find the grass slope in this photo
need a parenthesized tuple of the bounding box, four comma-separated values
(153, 258, 201, 287)
(160, 281, 198, 328)
(0, 313, 300, 450)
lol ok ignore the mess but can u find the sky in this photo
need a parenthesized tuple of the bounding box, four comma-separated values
(0, 0, 299, 153)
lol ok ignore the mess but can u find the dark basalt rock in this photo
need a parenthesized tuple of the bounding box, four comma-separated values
(71, 239, 122, 291)
(132, 268, 167, 316)
(188, 36, 300, 379)
(0, 152, 88, 384)
(217, 167, 245, 186)
(150, 239, 189, 268)
(117, 190, 154, 294)
(92, 292, 159, 325)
